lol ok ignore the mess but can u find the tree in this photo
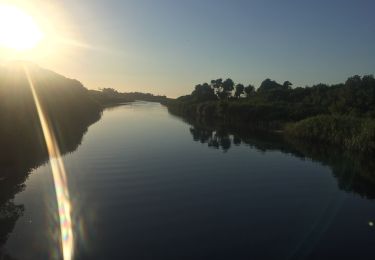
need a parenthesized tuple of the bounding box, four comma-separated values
(258, 79, 283, 92)
(345, 75, 362, 88)
(234, 84, 245, 98)
(283, 81, 293, 89)
(100, 88, 119, 95)
(191, 83, 216, 101)
(244, 84, 255, 97)
(219, 78, 234, 99)
(211, 78, 223, 97)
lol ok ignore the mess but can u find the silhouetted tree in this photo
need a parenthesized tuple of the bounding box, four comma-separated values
(217, 78, 234, 100)
(258, 78, 283, 92)
(244, 84, 255, 97)
(283, 81, 293, 89)
(234, 84, 245, 98)
(100, 88, 119, 95)
(345, 75, 362, 88)
(191, 83, 216, 102)
(211, 78, 223, 97)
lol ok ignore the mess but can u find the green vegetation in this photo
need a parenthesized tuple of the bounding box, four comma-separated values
(165, 75, 375, 152)
(286, 115, 375, 152)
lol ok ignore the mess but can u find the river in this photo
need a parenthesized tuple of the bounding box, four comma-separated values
(2, 102, 375, 259)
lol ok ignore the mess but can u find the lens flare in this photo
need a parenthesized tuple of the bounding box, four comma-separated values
(24, 66, 74, 260)
(0, 5, 44, 50)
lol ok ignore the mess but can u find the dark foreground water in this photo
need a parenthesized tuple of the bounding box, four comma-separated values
(2, 102, 375, 259)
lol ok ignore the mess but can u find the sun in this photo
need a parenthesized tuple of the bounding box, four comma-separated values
(0, 5, 44, 51)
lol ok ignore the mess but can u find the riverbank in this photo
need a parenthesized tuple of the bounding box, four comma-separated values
(163, 75, 375, 153)
(165, 100, 375, 153)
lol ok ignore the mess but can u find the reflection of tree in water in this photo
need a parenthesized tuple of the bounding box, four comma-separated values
(0, 202, 24, 258)
(289, 140, 375, 200)
(190, 127, 231, 152)
(0, 118, 100, 258)
(186, 116, 375, 200)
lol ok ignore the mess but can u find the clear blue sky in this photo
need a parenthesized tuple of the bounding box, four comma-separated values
(23, 0, 375, 96)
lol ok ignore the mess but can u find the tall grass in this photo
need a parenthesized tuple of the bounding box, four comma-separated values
(286, 115, 375, 152)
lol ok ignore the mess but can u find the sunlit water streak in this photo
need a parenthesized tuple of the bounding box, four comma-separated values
(24, 66, 74, 260)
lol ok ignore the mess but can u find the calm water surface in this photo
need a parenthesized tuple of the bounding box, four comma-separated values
(4, 102, 375, 259)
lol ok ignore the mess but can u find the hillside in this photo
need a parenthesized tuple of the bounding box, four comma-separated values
(0, 62, 102, 169)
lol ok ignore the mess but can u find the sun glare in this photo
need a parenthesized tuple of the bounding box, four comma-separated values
(0, 5, 44, 51)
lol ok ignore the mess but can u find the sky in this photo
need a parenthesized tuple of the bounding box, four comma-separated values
(1, 0, 375, 97)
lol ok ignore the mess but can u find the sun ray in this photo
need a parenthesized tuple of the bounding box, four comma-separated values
(24, 66, 74, 260)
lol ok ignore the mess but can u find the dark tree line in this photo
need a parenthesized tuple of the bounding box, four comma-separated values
(190, 78, 257, 101)
(188, 77, 295, 101)
(178, 75, 375, 119)
(89, 88, 168, 106)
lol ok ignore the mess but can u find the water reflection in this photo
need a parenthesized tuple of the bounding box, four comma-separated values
(0, 112, 100, 259)
(185, 116, 375, 200)
(2, 102, 374, 259)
